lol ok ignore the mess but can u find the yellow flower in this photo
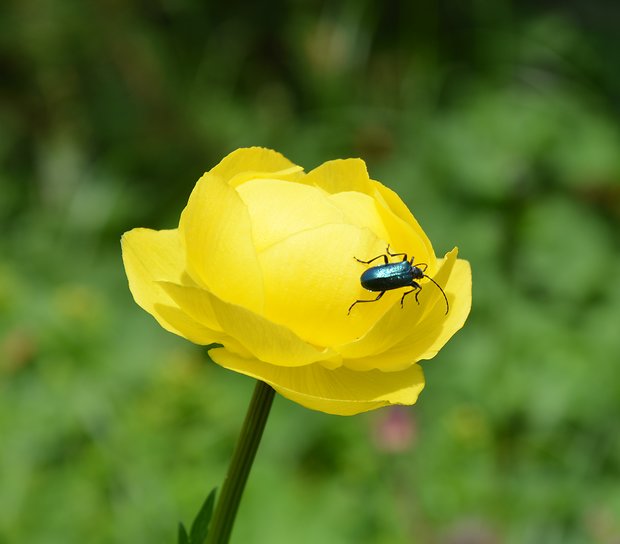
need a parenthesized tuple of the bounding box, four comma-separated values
(121, 148, 471, 415)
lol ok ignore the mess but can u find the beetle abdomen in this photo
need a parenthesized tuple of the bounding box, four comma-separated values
(360, 261, 413, 291)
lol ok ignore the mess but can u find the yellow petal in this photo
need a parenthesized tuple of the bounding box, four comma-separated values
(157, 282, 221, 331)
(372, 180, 436, 269)
(161, 281, 334, 367)
(210, 296, 336, 366)
(121, 228, 223, 345)
(209, 147, 304, 188)
(209, 349, 426, 416)
(341, 291, 426, 361)
(400, 255, 471, 361)
(305, 158, 434, 266)
(151, 304, 227, 346)
(340, 249, 460, 367)
(326, 191, 391, 242)
(236, 178, 344, 252)
(373, 181, 435, 256)
(304, 158, 373, 194)
(228, 167, 305, 189)
(342, 249, 471, 371)
(179, 173, 264, 313)
(337, 250, 457, 365)
(259, 223, 388, 347)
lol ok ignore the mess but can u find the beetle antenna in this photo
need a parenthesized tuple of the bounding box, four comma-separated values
(423, 275, 449, 315)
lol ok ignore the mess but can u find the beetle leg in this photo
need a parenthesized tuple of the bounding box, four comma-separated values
(347, 291, 386, 315)
(386, 245, 408, 262)
(400, 282, 422, 307)
(354, 253, 388, 265)
(414, 282, 422, 304)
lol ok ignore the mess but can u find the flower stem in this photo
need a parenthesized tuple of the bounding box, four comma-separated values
(206, 380, 275, 544)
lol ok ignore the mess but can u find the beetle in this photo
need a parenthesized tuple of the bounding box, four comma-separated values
(347, 245, 449, 315)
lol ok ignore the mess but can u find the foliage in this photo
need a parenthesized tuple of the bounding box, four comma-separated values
(2, 1, 620, 543)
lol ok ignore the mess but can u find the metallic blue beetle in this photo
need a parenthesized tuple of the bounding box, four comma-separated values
(348, 246, 449, 315)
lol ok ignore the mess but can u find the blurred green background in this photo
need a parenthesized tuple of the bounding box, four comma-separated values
(2, 1, 620, 543)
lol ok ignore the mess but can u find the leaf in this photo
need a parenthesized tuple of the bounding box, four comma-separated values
(177, 522, 190, 544)
(189, 488, 217, 544)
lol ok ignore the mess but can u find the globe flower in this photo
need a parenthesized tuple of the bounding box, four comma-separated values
(121, 147, 471, 416)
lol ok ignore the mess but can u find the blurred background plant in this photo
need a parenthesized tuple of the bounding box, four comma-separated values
(2, 1, 620, 543)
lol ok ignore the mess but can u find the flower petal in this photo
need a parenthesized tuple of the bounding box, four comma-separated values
(259, 223, 388, 347)
(209, 147, 304, 188)
(373, 181, 435, 256)
(236, 178, 344, 252)
(340, 292, 426, 362)
(339, 249, 461, 368)
(304, 158, 374, 194)
(157, 282, 221, 331)
(210, 297, 336, 366)
(326, 191, 391, 242)
(397, 254, 471, 361)
(372, 181, 436, 269)
(209, 349, 425, 416)
(305, 160, 434, 266)
(342, 249, 471, 371)
(151, 304, 227, 346)
(121, 228, 223, 345)
(160, 281, 334, 367)
(179, 173, 264, 313)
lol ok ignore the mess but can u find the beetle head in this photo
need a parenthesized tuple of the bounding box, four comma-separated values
(411, 265, 425, 280)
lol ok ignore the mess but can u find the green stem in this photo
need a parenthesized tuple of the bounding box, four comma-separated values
(206, 380, 275, 544)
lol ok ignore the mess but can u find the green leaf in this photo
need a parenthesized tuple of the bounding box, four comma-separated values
(189, 488, 217, 544)
(177, 522, 190, 544)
